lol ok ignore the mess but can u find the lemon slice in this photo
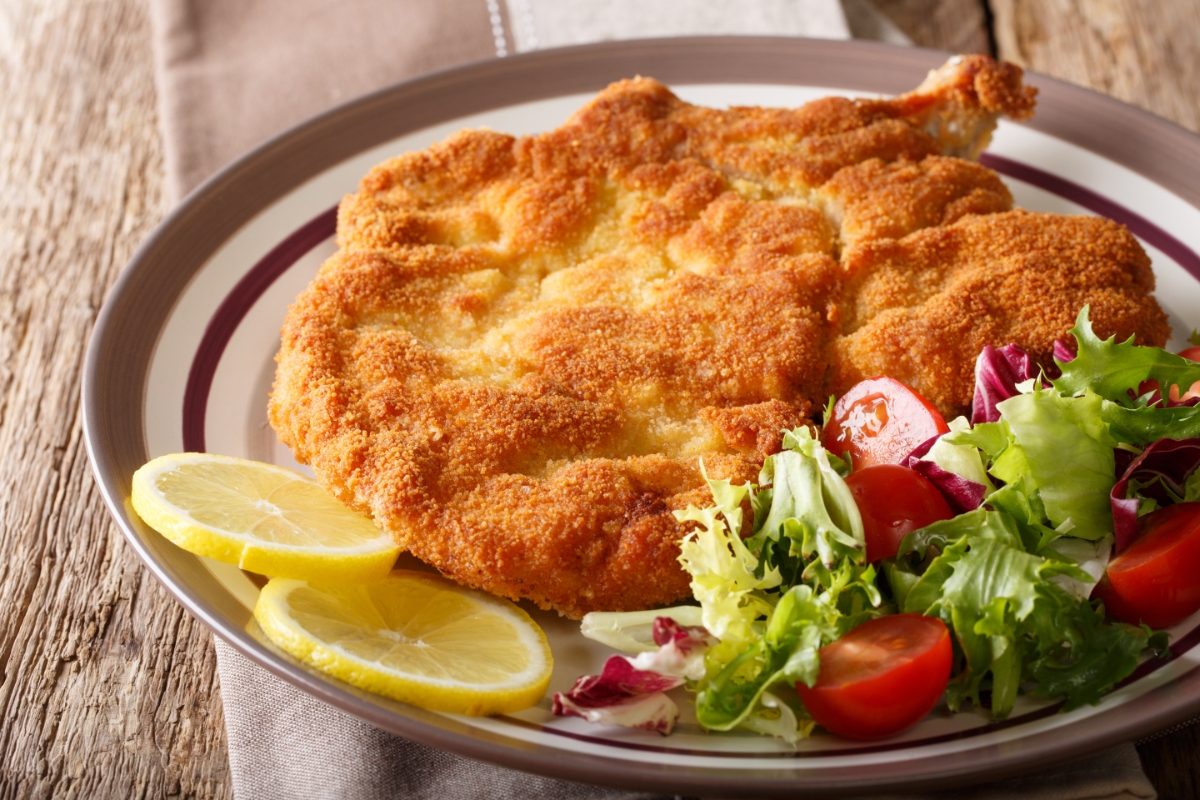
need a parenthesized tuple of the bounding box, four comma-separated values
(254, 572, 553, 715)
(131, 452, 399, 580)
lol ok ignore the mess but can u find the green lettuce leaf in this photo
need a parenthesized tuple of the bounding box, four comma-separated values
(1025, 602, 1165, 710)
(676, 480, 780, 645)
(923, 416, 994, 490)
(751, 427, 866, 592)
(899, 506, 1025, 614)
(944, 419, 1012, 461)
(1096, 398, 1200, 446)
(1053, 306, 1200, 404)
(695, 585, 837, 737)
(674, 427, 881, 740)
(990, 390, 1115, 540)
(899, 509, 1157, 717)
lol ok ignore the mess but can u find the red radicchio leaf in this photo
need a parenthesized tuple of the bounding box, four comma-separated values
(551, 656, 682, 734)
(652, 617, 712, 654)
(552, 689, 679, 735)
(972, 344, 1041, 424)
(902, 435, 987, 513)
(552, 616, 714, 735)
(1053, 336, 1076, 369)
(1110, 438, 1200, 552)
(554, 655, 683, 710)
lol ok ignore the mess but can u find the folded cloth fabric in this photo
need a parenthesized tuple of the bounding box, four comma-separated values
(149, 1, 1159, 797)
(215, 641, 1155, 800)
(148, 0, 848, 199)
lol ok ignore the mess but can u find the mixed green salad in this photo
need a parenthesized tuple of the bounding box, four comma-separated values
(552, 308, 1200, 742)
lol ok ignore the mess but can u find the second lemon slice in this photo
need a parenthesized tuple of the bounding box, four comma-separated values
(131, 452, 399, 580)
(254, 572, 553, 715)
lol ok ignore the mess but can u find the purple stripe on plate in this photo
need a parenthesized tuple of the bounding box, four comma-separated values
(181, 206, 337, 452)
(983, 153, 1200, 279)
(499, 702, 1064, 759)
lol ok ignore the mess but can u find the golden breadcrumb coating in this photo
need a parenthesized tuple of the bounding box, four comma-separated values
(828, 211, 1167, 412)
(270, 56, 1166, 617)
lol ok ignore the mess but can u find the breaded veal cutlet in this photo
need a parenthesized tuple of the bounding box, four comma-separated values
(270, 56, 1169, 617)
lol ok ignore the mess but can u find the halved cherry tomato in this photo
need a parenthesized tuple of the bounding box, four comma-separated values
(822, 378, 950, 468)
(797, 614, 952, 740)
(1093, 502, 1200, 628)
(846, 465, 954, 562)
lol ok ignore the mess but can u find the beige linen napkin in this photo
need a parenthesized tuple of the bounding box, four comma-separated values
(148, 1, 1158, 797)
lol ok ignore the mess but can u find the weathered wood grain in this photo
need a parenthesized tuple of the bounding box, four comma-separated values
(2, 0, 1199, 798)
(869, 0, 992, 54)
(0, 1, 231, 797)
(992, 0, 1200, 133)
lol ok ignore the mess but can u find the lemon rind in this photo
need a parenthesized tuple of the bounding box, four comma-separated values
(254, 575, 553, 716)
(130, 453, 401, 581)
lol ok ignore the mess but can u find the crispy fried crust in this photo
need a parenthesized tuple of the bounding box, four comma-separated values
(270, 56, 1166, 616)
(828, 211, 1169, 412)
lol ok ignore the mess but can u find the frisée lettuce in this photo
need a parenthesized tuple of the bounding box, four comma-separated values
(678, 428, 881, 739)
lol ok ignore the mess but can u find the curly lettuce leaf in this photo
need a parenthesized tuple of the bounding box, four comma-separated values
(912, 538, 1051, 716)
(899, 506, 1024, 599)
(676, 493, 780, 645)
(1096, 399, 1200, 446)
(694, 585, 836, 739)
(1050, 308, 1200, 444)
(1053, 307, 1200, 404)
(1027, 609, 1165, 710)
(673, 427, 880, 741)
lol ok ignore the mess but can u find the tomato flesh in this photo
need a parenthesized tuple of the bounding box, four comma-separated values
(1094, 502, 1200, 628)
(846, 465, 954, 562)
(1169, 346, 1200, 403)
(822, 378, 949, 469)
(1139, 347, 1200, 404)
(796, 614, 952, 740)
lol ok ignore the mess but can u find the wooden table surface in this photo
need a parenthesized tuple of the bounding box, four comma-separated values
(1, 0, 1197, 797)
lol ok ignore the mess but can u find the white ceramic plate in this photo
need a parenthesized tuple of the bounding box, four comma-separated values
(84, 38, 1200, 796)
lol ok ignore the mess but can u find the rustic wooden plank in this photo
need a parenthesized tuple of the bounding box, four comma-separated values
(990, 3, 1200, 797)
(867, 0, 991, 54)
(991, 0, 1200, 132)
(0, 0, 231, 797)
